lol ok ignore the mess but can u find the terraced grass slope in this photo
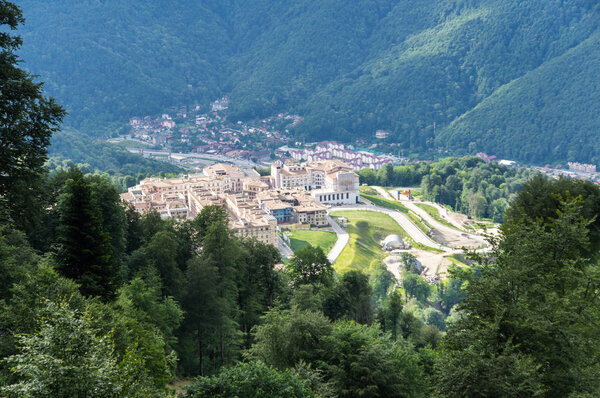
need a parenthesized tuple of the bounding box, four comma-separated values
(330, 211, 406, 275)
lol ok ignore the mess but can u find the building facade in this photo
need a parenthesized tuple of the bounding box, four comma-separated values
(270, 159, 360, 205)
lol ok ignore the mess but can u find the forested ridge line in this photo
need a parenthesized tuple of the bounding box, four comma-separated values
(15, 0, 600, 164)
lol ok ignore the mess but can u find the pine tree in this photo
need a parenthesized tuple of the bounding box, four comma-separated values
(200, 219, 242, 368)
(0, 1, 64, 232)
(436, 198, 600, 397)
(55, 170, 116, 300)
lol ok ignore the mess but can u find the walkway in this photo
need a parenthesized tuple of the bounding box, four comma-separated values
(374, 186, 487, 248)
(329, 204, 448, 250)
(326, 215, 349, 263)
(277, 235, 294, 259)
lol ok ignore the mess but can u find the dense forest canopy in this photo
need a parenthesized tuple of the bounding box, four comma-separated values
(16, 0, 600, 164)
(359, 157, 538, 221)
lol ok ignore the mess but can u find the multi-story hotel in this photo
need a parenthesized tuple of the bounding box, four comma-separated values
(270, 159, 360, 205)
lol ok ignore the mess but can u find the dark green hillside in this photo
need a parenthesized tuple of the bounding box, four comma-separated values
(298, 1, 600, 151)
(48, 129, 182, 189)
(18, 0, 231, 131)
(15, 0, 600, 163)
(437, 29, 600, 164)
(225, 0, 398, 120)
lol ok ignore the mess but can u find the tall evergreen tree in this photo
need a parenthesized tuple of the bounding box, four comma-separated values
(237, 238, 282, 347)
(182, 257, 220, 376)
(200, 218, 242, 368)
(377, 289, 403, 341)
(87, 175, 127, 269)
(55, 170, 116, 300)
(0, 1, 65, 232)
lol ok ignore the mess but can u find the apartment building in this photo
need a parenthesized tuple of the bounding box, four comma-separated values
(202, 163, 246, 193)
(568, 162, 597, 173)
(121, 161, 338, 247)
(270, 159, 359, 205)
(256, 188, 328, 226)
(121, 165, 280, 246)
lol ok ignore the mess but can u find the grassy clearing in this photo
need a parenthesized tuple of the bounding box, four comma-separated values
(445, 253, 468, 267)
(330, 211, 409, 275)
(406, 211, 432, 236)
(359, 185, 379, 196)
(415, 203, 461, 230)
(283, 229, 337, 254)
(470, 220, 497, 230)
(360, 193, 410, 213)
(111, 139, 151, 149)
(361, 193, 434, 237)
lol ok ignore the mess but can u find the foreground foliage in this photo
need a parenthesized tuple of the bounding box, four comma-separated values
(436, 186, 600, 396)
(183, 362, 318, 398)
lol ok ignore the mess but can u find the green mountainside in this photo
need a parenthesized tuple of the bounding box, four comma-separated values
(438, 29, 600, 164)
(16, 0, 600, 164)
(48, 130, 182, 179)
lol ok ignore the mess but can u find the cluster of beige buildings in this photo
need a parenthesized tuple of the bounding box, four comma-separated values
(121, 160, 358, 247)
(271, 159, 360, 205)
(567, 162, 597, 173)
(287, 141, 397, 170)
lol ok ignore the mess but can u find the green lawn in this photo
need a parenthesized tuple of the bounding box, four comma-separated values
(360, 193, 410, 213)
(330, 211, 408, 275)
(445, 253, 468, 267)
(111, 139, 151, 149)
(415, 203, 462, 231)
(284, 229, 337, 254)
(359, 185, 379, 196)
(360, 193, 434, 237)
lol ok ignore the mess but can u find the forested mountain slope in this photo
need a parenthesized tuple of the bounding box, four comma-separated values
(437, 29, 600, 164)
(17, 0, 600, 164)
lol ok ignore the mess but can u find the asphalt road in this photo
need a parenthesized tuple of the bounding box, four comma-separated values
(126, 148, 261, 169)
(334, 205, 446, 249)
(277, 236, 294, 259)
(326, 215, 349, 264)
(375, 186, 488, 247)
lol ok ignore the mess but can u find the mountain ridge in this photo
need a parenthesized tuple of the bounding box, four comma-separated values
(16, 0, 600, 164)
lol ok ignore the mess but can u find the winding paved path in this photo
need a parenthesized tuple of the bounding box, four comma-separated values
(277, 236, 294, 259)
(374, 186, 487, 247)
(326, 216, 349, 263)
(328, 204, 449, 251)
(287, 190, 493, 263)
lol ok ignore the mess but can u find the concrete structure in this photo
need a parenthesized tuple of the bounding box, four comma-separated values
(381, 234, 409, 251)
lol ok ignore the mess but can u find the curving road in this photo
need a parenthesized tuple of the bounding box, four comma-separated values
(374, 186, 487, 246)
(327, 216, 349, 263)
(292, 188, 494, 263)
(277, 236, 294, 259)
(328, 204, 449, 251)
